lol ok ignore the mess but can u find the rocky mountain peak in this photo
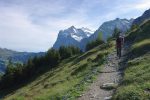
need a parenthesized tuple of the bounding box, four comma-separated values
(53, 26, 93, 49)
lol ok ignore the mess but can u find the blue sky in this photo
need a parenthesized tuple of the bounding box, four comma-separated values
(0, 0, 149, 52)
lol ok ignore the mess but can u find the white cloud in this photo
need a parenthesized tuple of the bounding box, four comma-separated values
(134, 1, 150, 10)
(0, 6, 56, 52)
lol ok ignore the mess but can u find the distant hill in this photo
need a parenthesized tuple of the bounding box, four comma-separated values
(0, 48, 17, 59)
(0, 48, 45, 73)
(0, 60, 5, 73)
(133, 8, 150, 25)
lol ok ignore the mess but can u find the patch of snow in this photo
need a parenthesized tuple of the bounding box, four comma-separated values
(81, 27, 94, 33)
(73, 28, 77, 33)
(104, 96, 112, 100)
(71, 34, 83, 42)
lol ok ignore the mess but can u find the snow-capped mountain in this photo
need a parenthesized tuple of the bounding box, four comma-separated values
(80, 18, 133, 50)
(53, 26, 93, 49)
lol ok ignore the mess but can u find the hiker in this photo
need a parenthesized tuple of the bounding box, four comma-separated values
(121, 34, 125, 47)
(116, 34, 124, 58)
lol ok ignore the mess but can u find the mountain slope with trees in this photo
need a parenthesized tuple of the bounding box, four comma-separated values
(0, 40, 115, 100)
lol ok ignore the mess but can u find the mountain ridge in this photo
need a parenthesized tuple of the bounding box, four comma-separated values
(133, 8, 150, 25)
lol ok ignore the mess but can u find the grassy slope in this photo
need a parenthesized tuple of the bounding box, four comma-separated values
(3, 41, 115, 100)
(113, 20, 150, 100)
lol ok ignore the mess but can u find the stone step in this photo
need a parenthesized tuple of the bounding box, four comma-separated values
(104, 96, 112, 100)
(100, 83, 117, 90)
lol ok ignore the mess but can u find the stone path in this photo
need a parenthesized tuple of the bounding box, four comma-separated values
(78, 51, 122, 100)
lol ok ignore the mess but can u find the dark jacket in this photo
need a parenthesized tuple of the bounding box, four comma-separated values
(116, 37, 122, 48)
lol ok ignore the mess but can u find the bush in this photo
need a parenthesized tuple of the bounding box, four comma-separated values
(113, 85, 144, 100)
(86, 32, 104, 51)
(86, 38, 104, 51)
(59, 46, 81, 60)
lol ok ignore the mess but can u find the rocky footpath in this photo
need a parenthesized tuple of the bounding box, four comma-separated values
(78, 51, 123, 100)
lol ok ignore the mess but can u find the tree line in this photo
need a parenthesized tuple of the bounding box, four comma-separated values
(0, 46, 81, 90)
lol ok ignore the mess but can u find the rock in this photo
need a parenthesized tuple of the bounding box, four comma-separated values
(104, 96, 112, 100)
(100, 83, 117, 90)
(90, 94, 96, 98)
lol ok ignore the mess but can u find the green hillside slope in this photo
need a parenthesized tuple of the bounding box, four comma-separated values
(113, 20, 150, 100)
(1, 41, 115, 100)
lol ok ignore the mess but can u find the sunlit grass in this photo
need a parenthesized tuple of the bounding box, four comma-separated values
(113, 53, 150, 100)
(132, 39, 150, 50)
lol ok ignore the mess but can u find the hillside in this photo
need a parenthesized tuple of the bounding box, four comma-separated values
(113, 20, 150, 100)
(0, 41, 115, 100)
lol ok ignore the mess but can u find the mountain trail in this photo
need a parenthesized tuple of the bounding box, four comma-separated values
(78, 47, 127, 100)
